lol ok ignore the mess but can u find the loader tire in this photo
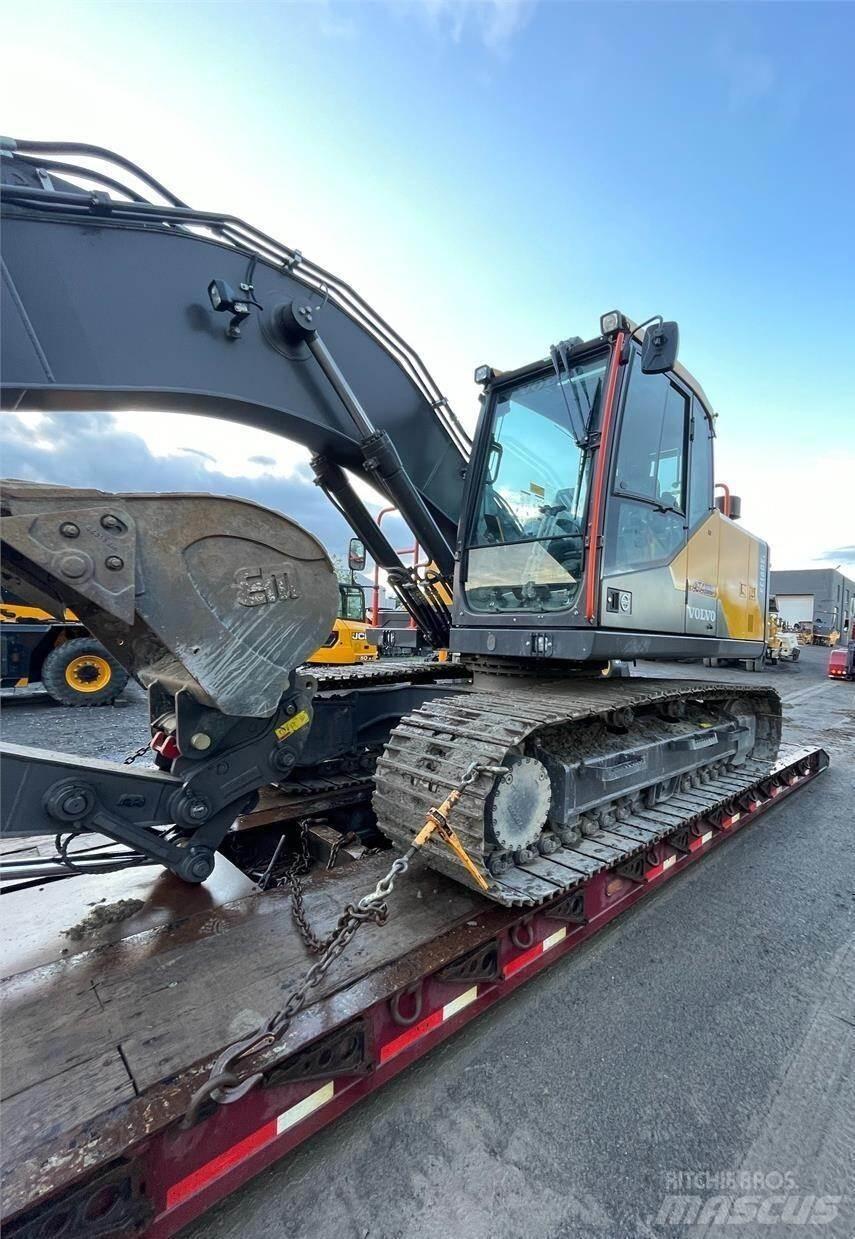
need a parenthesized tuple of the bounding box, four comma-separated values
(41, 637, 129, 707)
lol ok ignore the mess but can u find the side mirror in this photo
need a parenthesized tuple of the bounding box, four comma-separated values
(347, 537, 367, 572)
(715, 494, 742, 520)
(641, 321, 679, 374)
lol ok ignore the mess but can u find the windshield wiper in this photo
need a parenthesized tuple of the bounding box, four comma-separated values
(550, 339, 589, 446)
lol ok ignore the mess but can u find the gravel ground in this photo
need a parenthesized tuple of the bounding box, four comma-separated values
(2, 645, 853, 1238)
(0, 642, 833, 756)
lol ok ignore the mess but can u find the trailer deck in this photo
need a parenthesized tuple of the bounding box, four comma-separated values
(1, 742, 828, 1238)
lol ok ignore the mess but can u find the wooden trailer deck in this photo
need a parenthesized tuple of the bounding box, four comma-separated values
(0, 847, 483, 1220)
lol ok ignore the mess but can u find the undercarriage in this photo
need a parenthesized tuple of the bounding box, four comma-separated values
(1, 481, 784, 902)
(374, 678, 781, 901)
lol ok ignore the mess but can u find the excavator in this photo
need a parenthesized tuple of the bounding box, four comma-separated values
(1, 139, 785, 905)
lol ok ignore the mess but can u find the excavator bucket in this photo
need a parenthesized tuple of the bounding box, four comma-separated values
(0, 481, 339, 716)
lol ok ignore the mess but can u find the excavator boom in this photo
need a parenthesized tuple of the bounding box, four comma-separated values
(1, 139, 467, 621)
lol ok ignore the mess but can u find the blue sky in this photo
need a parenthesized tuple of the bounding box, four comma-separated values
(3, 0, 854, 571)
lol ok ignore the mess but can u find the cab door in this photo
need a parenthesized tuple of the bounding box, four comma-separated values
(600, 349, 690, 633)
(683, 397, 720, 636)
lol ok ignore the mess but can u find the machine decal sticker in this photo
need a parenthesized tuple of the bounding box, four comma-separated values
(275, 710, 310, 740)
(688, 580, 717, 597)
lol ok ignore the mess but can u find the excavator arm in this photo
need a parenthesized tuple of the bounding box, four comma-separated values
(0, 479, 338, 881)
(0, 138, 477, 885)
(0, 138, 468, 635)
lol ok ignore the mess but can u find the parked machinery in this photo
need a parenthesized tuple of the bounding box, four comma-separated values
(0, 590, 129, 705)
(1, 140, 786, 902)
(765, 598, 800, 664)
(307, 536, 377, 666)
(827, 618, 855, 680)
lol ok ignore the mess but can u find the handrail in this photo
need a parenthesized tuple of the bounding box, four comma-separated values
(1, 139, 471, 460)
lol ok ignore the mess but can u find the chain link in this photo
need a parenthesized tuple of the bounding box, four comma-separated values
(183, 759, 503, 1126)
(183, 845, 408, 1125)
(284, 822, 363, 951)
(282, 820, 330, 952)
(123, 742, 151, 766)
(326, 830, 358, 870)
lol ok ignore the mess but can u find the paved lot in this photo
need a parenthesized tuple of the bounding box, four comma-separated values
(2, 646, 853, 1237)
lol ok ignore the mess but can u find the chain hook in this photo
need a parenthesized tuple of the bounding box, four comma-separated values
(183, 1025, 276, 1127)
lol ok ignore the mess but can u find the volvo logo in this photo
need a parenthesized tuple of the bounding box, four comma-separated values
(688, 605, 716, 624)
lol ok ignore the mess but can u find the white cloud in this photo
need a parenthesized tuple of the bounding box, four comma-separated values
(405, 0, 535, 55)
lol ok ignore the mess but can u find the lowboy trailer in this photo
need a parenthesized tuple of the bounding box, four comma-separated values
(1, 740, 827, 1238)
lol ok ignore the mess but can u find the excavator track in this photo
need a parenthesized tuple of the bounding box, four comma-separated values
(374, 679, 782, 905)
(309, 659, 468, 691)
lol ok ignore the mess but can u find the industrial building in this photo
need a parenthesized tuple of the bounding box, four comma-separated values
(770, 567, 854, 631)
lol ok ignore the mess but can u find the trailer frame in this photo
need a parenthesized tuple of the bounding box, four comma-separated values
(2, 742, 828, 1239)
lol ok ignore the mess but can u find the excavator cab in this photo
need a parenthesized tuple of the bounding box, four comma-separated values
(454, 316, 769, 668)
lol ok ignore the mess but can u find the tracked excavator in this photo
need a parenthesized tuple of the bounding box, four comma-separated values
(1, 139, 786, 906)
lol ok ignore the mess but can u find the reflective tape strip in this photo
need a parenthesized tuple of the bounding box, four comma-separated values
(276, 1080, 335, 1134)
(166, 1082, 336, 1209)
(689, 829, 714, 853)
(662, 855, 676, 872)
(380, 986, 479, 1063)
(442, 986, 480, 1021)
(505, 926, 567, 978)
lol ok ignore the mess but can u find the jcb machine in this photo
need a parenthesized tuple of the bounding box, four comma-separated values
(1, 590, 129, 704)
(0, 143, 829, 1234)
(307, 579, 378, 667)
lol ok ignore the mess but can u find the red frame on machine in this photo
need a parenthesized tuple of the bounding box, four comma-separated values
(6, 746, 827, 1239)
(583, 330, 625, 624)
(370, 505, 422, 628)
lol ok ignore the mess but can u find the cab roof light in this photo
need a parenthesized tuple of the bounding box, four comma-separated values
(600, 310, 628, 336)
(474, 365, 495, 386)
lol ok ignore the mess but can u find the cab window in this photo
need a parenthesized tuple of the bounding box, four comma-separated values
(614, 362, 688, 512)
(464, 354, 607, 614)
(687, 400, 714, 529)
(339, 585, 366, 622)
(604, 356, 689, 575)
